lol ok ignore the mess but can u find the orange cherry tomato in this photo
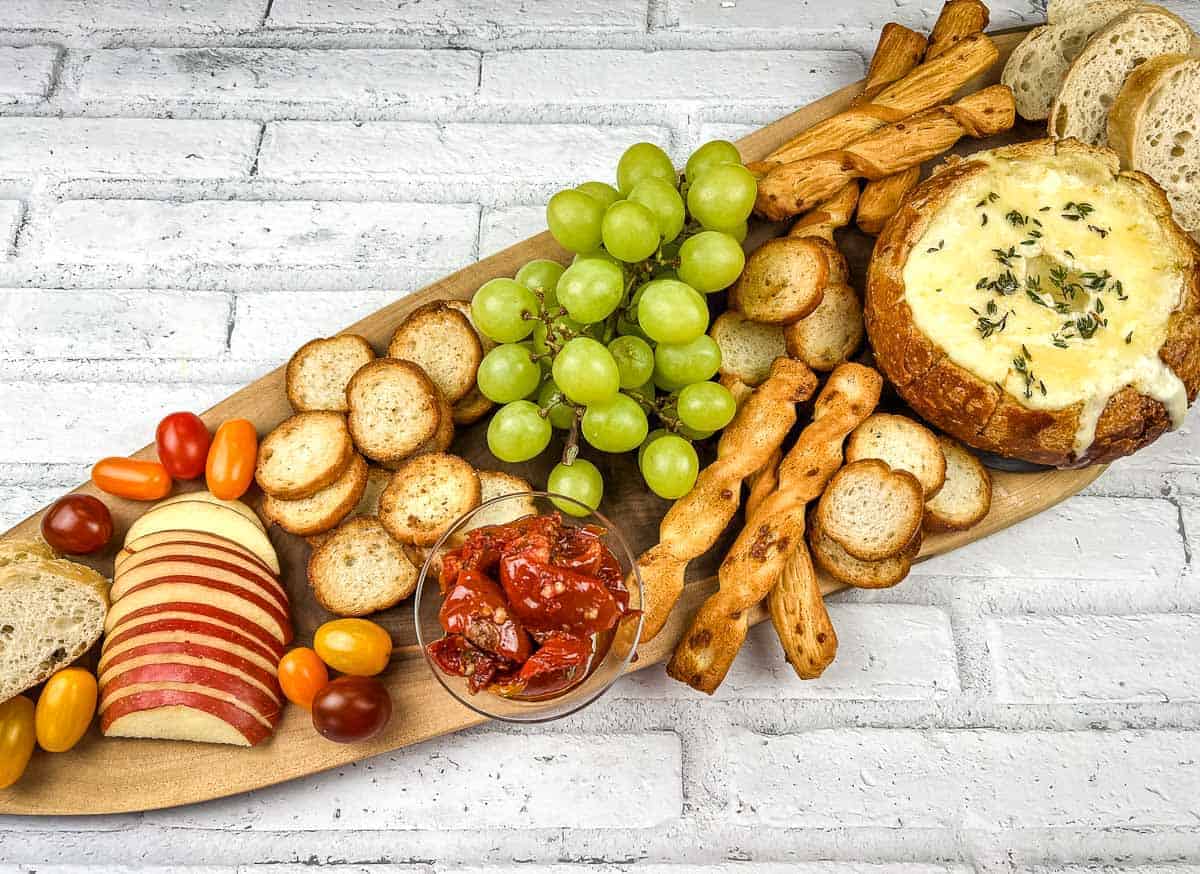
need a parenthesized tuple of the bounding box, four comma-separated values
(277, 647, 330, 710)
(35, 667, 97, 753)
(313, 619, 393, 677)
(0, 696, 36, 789)
(156, 411, 212, 480)
(92, 457, 172, 501)
(206, 419, 258, 500)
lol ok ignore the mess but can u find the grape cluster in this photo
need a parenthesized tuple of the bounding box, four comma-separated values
(471, 140, 758, 513)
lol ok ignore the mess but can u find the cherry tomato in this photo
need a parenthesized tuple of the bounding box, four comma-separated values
(35, 667, 97, 753)
(311, 676, 392, 743)
(206, 419, 258, 500)
(92, 457, 172, 501)
(0, 695, 36, 789)
(156, 412, 212, 480)
(277, 647, 330, 710)
(313, 618, 393, 677)
(40, 494, 113, 555)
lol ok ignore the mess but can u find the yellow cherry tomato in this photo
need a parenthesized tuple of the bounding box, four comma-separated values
(313, 619, 393, 677)
(35, 668, 98, 753)
(0, 696, 36, 789)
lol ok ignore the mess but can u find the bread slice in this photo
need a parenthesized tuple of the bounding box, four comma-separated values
(379, 453, 481, 546)
(924, 435, 993, 531)
(262, 453, 368, 536)
(711, 310, 787, 387)
(445, 298, 497, 355)
(286, 334, 376, 413)
(1002, 1, 1137, 120)
(0, 539, 57, 569)
(729, 237, 829, 325)
(346, 358, 442, 464)
(809, 507, 918, 589)
(816, 459, 924, 561)
(415, 383, 456, 455)
(255, 411, 355, 500)
(1108, 53, 1200, 234)
(305, 465, 391, 549)
(845, 413, 947, 498)
(307, 516, 419, 616)
(783, 281, 864, 372)
(463, 471, 536, 532)
(0, 557, 109, 702)
(1049, 5, 1193, 145)
(452, 385, 494, 426)
(387, 301, 483, 405)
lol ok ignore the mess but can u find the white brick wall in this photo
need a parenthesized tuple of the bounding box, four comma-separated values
(2, 0, 1200, 869)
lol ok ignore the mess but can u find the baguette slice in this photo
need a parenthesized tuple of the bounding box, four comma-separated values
(783, 281, 864, 372)
(262, 453, 369, 536)
(387, 301, 483, 405)
(0, 539, 57, 569)
(305, 465, 391, 549)
(308, 516, 419, 616)
(728, 237, 829, 325)
(710, 310, 788, 387)
(1108, 53, 1200, 234)
(809, 507, 918, 589)
(346, 358, 442, 464)
(924, 435, 993, 532)
(255, 411, 355, 500)
(379, 453, 481, 546)
(0, 557, 109, 702)
(286, 334, 376, 413)
(1049, 5, 1193, 145)
(845, 413, 947, 498)
(816, 459, 924, 561)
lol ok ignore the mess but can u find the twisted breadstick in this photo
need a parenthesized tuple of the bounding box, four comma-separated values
(667, 363, 883, 693)
(756, 85, 1015, 221)
(769, 538, 838, 679)
(857, 166, 922, 235)
(927, 0, 989, 61)
(853, 23, 927, 109)
(633, 358, 818, 641)
(788, 182, 859, 244)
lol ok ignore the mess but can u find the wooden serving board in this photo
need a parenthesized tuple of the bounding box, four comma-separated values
(0, 28, 1106, 815)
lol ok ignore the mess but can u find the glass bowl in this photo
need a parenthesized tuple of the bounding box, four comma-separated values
(414, 491, 644, 723)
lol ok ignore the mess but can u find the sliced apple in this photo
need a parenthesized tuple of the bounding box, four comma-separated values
(149, 491, 266, 533)
(102, 619, 283, 668)
(113, 556, 288, 612)
(108, 605, 286, 659)
(101, 692, 271, 746)
(100, 663, 281, 720)
(99, 643, 281, 695)
(104, 580, 292, 645)
(118, 530, 275, 578)
(124, 502, 279, 574)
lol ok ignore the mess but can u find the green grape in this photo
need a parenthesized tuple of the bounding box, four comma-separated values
(677, 230, 746, 293)
(616, 142, 676, 195)
(582, 393, 649, 453)
(629, 177, 686, 244)
(531, 313, 585, 356)
(548, 459, 603, 516)
(707, 219, 747, 243)
(607, 335, 655, 389)
(677, 381, 737, 432)
(572, 249, 623, 270)
(477, 344, 542, 404)
(627, 377, 657, 404)
(615, 311, 650, 343)
(575, 181, 622, 210)
(638, 428, 669, 466)
(515, 259, 565, 308)
(552, 337, 620, 405)
(556, 257, 624, 324)
(637, 279, 709, 345)
(601, 200, 660, 263)
(487, 400, 552, 463)
(537, 378, 578, 430)
(677, 422, 715, 441)
(472, 278, 538, 343)
(639, 434, 699, 499)
(687, 163, 758, 228)
(685, 139, 742, 183)
(654, 334, 722, 387)
(546, 189, 604, 253)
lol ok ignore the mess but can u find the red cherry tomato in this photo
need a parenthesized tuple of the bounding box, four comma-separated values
(155, 412, 212, 480)
(277, 647, 329, 710)
(206, 419, 257, 501)
(92, 457, 172, 501)
(311, 676, 392, 743)
(40, 494, 113, 555)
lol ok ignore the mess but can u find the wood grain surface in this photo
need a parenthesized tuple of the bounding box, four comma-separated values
(0, 29, 1107, 815)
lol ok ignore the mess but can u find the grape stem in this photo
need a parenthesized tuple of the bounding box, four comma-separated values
(562, 406, 584, 466)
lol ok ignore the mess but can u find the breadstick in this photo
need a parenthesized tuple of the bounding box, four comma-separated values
(632, 358, 818, 641)
(852, 23, 927, 108)
(756, 85, 1015, 221)
(787, 182, 859, 243)
(667, 363, 883, 693)
(927, 0, 990, 61)
(757, 33, 998, 168)
(857, 166, 922, 235)
(745, 447, 781, 519)
(768, 539, 838, 679)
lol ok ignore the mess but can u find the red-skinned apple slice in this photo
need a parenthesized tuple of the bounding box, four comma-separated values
(101, 680, 279, 731)
(104, 580, 292, 645)
(114, 556, 288, 611)
(118, 530, 275, 579)
(100, 663, 281, 720)
(99, 644, 281, 696)
(102, 619, 283, 668)
(107, 604, 286, 657)
(101, 691, 272, 746)
(124, 503, 279, 574)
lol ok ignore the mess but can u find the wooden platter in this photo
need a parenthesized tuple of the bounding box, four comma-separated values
(0, 28, 1106, 815)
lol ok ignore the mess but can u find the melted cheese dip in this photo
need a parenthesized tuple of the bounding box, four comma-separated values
(902, 151, 1187, 456)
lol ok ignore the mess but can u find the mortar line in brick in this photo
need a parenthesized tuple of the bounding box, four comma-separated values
(247, 121, 268, 176)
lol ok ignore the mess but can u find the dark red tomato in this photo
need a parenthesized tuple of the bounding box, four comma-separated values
(155, 412, 211, 480)
(40, 494, 113, 555)
(496, 632, 592, 699)
(311, 676, 392, 743)
(440, 568, 532, 663)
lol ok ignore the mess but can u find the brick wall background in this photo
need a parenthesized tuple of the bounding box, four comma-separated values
(1, 0, 1199, 870)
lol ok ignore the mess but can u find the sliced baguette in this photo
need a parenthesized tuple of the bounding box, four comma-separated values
(845, 413, 947, 498)
(809, 507, 918, 589)
(0, 539, 57, 568)
(728, 237, 829, 325)
(346, 358, 442, 464)
(462, 471, 536, 533)
(387, 301, 483, 405)
(255, 411, 355, 500)
(1049, 5, 1193, 145)
(307, 516, 419, 616)
(783, 280, 864, 372)
(305, 466, 391, 549)
(452, 386, 494, 426)
(710, 310, 788, 387)
(286, 334, 376, 413)
(445, 298, 497, 355)
(379, 452, 481, 546)
(0, 557, 109, 702)
(262, 453, 369, 536)
(1108, 53, 1200, 234)
(924, 435, 993, 532)
(816, 459, 924, 561)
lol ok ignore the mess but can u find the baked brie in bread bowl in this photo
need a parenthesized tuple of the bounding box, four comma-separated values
(866, 139, 1200, 467)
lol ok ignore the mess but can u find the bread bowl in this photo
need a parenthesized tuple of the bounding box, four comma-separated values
(866, 138, 1200, 467)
